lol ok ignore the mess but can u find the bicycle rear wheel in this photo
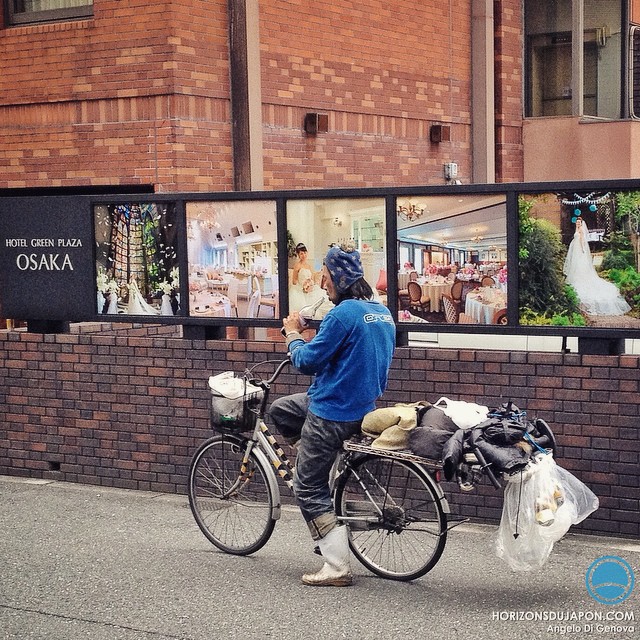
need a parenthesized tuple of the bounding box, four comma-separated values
(188, 434, 276, 555)
(335, 455, 447, 581)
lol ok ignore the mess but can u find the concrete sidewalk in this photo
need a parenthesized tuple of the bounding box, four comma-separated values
(0, 476, 637, 640)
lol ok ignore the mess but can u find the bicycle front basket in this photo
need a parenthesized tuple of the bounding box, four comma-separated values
(208, 372, 264, 433)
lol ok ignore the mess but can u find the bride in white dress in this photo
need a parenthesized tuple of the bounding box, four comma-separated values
(563, 218, 630, 316)
(127, 276, 160, 315)
(288, 243, 329, 316)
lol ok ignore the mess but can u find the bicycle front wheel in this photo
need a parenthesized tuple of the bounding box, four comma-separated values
(335, 455, 447, 581)
(188, 435, 276, 555)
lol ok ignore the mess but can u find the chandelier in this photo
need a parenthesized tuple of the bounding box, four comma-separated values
(397, 199, 427, 222)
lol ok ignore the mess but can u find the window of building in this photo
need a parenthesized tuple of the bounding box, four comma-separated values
(6, 0, 93, 26)
(525, 0, 624, 119)
(632, 26, 640, 117)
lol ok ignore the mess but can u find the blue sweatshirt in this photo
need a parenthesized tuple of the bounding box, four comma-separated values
(288, 299, 396, 421)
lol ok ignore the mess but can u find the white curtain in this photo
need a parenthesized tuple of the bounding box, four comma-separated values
(23, 0, 91, 11)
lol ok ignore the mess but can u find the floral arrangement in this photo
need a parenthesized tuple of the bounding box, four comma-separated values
(426, 264, 439, 275)
(96, 267, 119, 295)
(399, 309, 411, 321)
(498, 266, 508, 284)
(302, 278, 315, 293)
(403, 262, 413, 270)
(159, 267, 180, 295)
(461, 266, 475, 276)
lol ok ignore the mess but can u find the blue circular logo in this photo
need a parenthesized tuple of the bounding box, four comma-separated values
(586, 556, 635, 605)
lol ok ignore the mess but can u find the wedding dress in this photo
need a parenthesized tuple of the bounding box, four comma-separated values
(289, 267, 319, 312)
(563, 221, 630, 316)
(127, 278, 160, 315)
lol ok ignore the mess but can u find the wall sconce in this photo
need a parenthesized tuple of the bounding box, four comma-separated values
(304, 112, 329, 135)
(332, 217, 343, 227)
(430, 123, 451, 144)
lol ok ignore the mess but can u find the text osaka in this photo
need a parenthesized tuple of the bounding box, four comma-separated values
(16, 253, 73, 270)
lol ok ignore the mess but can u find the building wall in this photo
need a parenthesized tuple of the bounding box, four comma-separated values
(259, 0, 476, 187)
(0, 0, 233, 192)
(0, 1, 524, 191)
(494, 0, 524, 183)
(0, 324, 637, 538)
(523, 117, 640, 182)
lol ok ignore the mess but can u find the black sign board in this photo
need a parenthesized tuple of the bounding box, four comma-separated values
(0, 197, 94, 320)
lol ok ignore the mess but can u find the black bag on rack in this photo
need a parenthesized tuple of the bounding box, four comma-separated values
(408, 406, 459, 460)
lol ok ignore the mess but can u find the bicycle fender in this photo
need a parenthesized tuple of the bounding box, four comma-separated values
(250, 445, 283, 520)
(414, 463, 451, 515)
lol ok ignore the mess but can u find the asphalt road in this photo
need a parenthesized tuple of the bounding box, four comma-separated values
(0, 476, 637, 640)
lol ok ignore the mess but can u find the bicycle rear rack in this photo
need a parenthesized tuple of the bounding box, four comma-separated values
(343, 437, 443, 471)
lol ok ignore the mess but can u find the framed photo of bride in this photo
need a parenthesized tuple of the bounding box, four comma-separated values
(94, 202, 180, 318)
(285, 197, 387, 321)
(517, 189, 640, 330)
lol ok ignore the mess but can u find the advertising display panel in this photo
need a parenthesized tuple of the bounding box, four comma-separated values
(286, 197, 386, 321)
(396, 193, 507, 326)
(185, 200, 278, 320)
(518, 190, 640, 331)
(94, 202, 180, 318)
(0, 180, 638, 341)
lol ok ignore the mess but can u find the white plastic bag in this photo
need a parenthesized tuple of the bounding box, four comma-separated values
(432, 397, 489, 429)
(495, 453, 599, 572)
(208, 371, 262, 399)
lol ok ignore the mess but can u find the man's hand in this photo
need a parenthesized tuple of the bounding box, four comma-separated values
(282, 311, 305, 336)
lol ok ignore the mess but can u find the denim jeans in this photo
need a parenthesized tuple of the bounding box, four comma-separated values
(268, 393, 361, 536)
(267, 392, 309, 442)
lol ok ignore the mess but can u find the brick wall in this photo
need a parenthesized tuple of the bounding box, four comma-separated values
(0, 0, 233, 192)
(494, 0, 524, 182)
(0, 1, 523, 192)
(0, 324, 637, 538)
(260, 0, 475, 187)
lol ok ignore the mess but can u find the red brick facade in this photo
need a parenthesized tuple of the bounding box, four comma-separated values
(0, 325, 637, 538)
(0, 1, 524, 191)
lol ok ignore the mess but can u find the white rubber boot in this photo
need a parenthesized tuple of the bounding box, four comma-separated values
(302, 525, 352, 587)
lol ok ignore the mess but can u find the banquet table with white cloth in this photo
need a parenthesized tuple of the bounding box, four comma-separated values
(420, 281, 452, 313)
(190, 291, 232, 317)
(464, 289, 507, 324)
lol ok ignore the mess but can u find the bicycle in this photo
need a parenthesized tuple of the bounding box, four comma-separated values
(187, 357, 452, 581)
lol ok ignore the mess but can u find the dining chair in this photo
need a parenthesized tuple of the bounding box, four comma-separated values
(492, 308, 508, 325)
(407, 281, 430, 316)
(450, 280, 463, 304)
(226, 278, 239, 316)
(247, 289, 261, 318)
(259, 287, 278, 318)
(441, 293, 459, 323)
(481, 276, 495, 287)
(442, 293, 474, 324)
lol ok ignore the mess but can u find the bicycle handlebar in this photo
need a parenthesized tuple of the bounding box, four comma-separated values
(246, 357, 291, 389)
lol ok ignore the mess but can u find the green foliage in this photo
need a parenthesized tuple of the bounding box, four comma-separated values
(600, 229, 634, 271)
(518, 197, 535, 260)
(518, 197, 570, 315)
(286, 230, 297, 258)
(518, 195, 588, 326)
(602, 250, 634, 271)
(614, 191, 640, 227)
(602, 267, 640, 315)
